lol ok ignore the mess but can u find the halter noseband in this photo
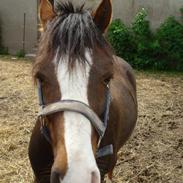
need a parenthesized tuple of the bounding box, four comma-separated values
(37, 79, 113, 158)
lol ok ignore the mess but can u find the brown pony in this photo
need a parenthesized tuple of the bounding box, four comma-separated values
(28, 0, 137, 183)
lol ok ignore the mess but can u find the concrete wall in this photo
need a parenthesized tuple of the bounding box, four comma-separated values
(1, 0, 183, 54)
(57, 0, 183, 30)
(112, 0, 183, 30)
(0, 0, 38, 54)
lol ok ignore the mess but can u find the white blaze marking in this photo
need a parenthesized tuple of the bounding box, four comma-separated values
(56, 51, 100, 182)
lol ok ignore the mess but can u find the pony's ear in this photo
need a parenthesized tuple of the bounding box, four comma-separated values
(93, 0, 112, 33)
(39, 0, 56, 30)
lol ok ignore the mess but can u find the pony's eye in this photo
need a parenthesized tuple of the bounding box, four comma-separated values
(36, 72, 46, 83)
(104, 77, 111, 85)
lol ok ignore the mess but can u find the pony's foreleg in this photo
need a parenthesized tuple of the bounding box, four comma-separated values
(105, 170, 113, 183)
(106, 179, 112, 183)
(108, 170, 113, 180)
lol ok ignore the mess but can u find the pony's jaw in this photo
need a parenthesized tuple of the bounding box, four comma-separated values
(54, 50, 100, 182)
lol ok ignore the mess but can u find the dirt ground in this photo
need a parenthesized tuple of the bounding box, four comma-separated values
(0, 57, 182, 183)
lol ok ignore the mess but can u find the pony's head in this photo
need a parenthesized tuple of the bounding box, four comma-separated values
(33, 0, 113, 182)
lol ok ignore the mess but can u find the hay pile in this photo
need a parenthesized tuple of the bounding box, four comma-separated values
(0, 57, 183, 183)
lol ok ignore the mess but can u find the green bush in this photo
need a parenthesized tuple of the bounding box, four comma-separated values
(132, 8, 151, 38)
(155, 17, 183, 70)
(131, 8, 155, 69)
(107, 8, 183, 71)
(180, 7, 183, 23)
(16, 49, 25, 58)
(0, 47, 8, 55)
(0, 18, 9, 55)
(107, 19, 135, 62)
(0, 18, 3, 51)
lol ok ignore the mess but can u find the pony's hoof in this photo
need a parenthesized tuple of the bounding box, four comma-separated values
(105, 178, 112, 183)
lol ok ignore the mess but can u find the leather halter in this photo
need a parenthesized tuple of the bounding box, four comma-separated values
(37, 79, 113, 158)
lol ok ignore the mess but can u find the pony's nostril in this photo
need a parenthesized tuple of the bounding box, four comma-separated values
(51, 171, 61, 183)
(91, 170, 100, 183)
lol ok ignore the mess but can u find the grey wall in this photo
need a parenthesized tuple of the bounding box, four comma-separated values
(1, 0, 183, 54)
(96, 0, 183, 30)
(0, 0, 38, 54)
(112, 0, 183, 30)
(57, 0, 183, 30)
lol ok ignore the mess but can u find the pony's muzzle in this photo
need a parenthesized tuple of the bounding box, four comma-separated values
(51, 168, 101, 183)
(91, 170, 101, 183)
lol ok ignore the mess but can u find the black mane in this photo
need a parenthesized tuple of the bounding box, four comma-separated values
(42, 1, 111, 64)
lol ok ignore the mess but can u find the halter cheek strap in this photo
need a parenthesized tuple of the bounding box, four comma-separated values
(37, 79, 113, 158)
(37, 79, 45, 107)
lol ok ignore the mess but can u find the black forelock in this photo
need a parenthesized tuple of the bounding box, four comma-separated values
(43, 1, 111, 66)
(55, 1, 85, 15)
